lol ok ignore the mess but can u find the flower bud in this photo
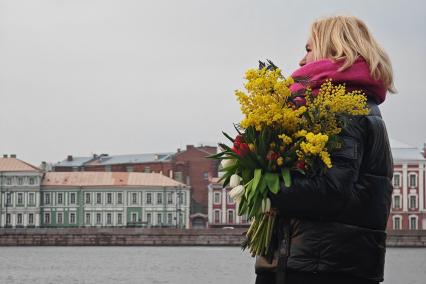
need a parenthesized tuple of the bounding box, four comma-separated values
(221, 158, 236, 169)
(229, 185, 245, 202)
(229, 174, 242, 188)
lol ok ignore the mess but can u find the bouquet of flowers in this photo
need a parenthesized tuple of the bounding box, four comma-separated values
(209, 60, 369, 256)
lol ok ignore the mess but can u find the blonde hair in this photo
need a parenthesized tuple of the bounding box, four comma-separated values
(310, 16, 396, 93)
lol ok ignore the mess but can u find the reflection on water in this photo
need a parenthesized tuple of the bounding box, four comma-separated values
(0, 246, 424, 284)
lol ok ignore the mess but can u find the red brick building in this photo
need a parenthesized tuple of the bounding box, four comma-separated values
(53, 145, 219, 228)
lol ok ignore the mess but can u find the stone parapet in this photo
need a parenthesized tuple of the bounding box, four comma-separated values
(0, 228, 425, 247)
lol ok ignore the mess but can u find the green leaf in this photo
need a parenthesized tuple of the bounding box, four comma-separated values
(281, 167, 292, 188)
(253, 169, 262, 190)
(265, 173, 280, 194)
(222, 131, 235, 143)
(238, 198, 248, 215)
(242, 168, 252, 185)
(258, 176, 268, 194)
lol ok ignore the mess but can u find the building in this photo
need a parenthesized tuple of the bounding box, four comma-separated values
(41, 172, 190, 228)
(53, 145, 219, 228)
(0, 156, 190, 229)
(207, 178, 249, 228)
(0, 155, 43, 228)
(387, 139, 426, 231)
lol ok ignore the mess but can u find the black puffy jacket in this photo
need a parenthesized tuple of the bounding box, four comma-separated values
(270, 100, 393, 282)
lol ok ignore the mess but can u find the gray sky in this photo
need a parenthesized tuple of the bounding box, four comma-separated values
(1, 0, 425, 166)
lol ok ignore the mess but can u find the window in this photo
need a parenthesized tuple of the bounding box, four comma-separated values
(214, 192, 221, 204)
(17, 213, 23, 224)
(203, 172, 209, 180)
(6, 192, 11, 205)
(6, 214, 11, 225)
(147, 213, 152, 224)
(28, 213, 34, 225)
(132, 193, 137, 204)
(85, 193, 91, 204)
(167, 213, 173, 225)
(70, 193, 76, 204)
(117, 193, 123, 204)
(57, 193, 63, 204)
(29, 193, 35, 205)
(107, 213, 112, 225)
(126, 166, 134, 172)
(107, 193, 112, 204)
(17, 193, 23, 205)
(29, 177, 35, 185)
(117, 213, 122, 225)
(18, 177, 23, 185)
(393, 174, 401, 188)
(157, 213, 162, 225)
(96, 193, 102, 204)
(227, 192, 234, 204)
(409, 217, 417, 230)
(393, 217, 401, 230)
(96, 213, 101, 224)
(57, 212, 63, 224)
(45, 193, 51, 205)
(227, 210, 234, 224)
(70, 213, 76, 224)
(6, 177, 12, 185)
(409, 174, 417, 187)
(214, 210, 221, 224)
(86, 213, 91, 225)
(146, 193, 152, 204)
(45, 213, 51, 224)
(409, 196, 417, 209)
(167, 192, 173, 204)
(174, 171, 183, 183)
(132, 213, 137, 223)
(157, 193, 163, 204)
(144, 166, 151, 173)
(393, 195, 401, 209)
(178, 192, 184, 205)
(105, 165, 112, 172)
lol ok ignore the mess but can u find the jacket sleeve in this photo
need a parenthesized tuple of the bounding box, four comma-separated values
(269, 117, 367, 220)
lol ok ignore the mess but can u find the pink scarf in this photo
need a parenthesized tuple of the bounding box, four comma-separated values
(290, 58, 387, 104)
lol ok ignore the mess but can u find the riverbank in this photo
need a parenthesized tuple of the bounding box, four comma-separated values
(0, 228, 425, 247)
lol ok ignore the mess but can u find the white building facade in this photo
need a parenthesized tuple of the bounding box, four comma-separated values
(0, 156, 43, 228)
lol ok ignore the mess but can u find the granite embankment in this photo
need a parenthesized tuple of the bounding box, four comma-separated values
(0, 228, 425, 247)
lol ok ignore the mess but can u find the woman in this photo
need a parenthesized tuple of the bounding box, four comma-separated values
(255, 16, 395, 284)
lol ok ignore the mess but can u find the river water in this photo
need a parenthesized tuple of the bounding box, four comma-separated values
(0, 247, 424, 284)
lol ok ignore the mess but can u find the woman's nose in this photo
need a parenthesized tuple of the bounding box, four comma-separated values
(299, 56, 306, 67)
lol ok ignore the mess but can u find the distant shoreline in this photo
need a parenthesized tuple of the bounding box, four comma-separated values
(0, 228, 425, 247)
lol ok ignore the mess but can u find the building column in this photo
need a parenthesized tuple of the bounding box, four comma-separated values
(222, 187, 226, 223)
(419, 163, 425, 211)
(403, 164, 408, 212)
(207, 185, 213, 224)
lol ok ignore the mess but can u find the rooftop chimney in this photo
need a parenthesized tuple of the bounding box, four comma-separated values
(10, 154, 16, 158)
(67, 155, 73, 161)
(186, 145, 194, 150)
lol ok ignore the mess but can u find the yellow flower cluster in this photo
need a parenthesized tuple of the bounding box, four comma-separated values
(300, 132, 329, 155)
(235, 67, 369, 170)
(305, 80, 369, 136)
(278, 134, 292, 145)
(236, 68, 301, 131)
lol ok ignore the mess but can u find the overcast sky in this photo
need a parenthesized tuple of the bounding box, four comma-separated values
(1, 0, 425, 166)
